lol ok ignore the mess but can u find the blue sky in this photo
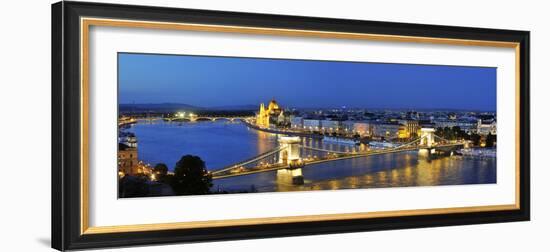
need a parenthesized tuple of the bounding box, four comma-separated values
(118, 53, 496, 111)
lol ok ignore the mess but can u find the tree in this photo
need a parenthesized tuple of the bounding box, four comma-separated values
(153, 163, 169, 183)
(119, 175, 149, 198)
(451, 126, 462, 140)
(153, 163, 168, 178)
(470, 133, 481, 146)
(170, 155, 213, 195)
(437, 126, 471, 142)
(485, 133, 496, 147)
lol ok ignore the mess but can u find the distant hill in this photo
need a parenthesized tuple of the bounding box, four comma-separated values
(119, 103, 258, 112)
(119, 103, 201, 112)
(207, 104, 258, 111)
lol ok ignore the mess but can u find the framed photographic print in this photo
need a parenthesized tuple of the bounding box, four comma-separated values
(52, 1, 530, 250)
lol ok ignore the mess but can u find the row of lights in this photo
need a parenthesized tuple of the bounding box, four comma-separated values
(175, 112, 196, 118)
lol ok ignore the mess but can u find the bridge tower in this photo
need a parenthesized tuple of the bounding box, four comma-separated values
(419, 128, 436, 158)
(277, 136, 304, 185)
(278, 136, 301, 164)
(419, 128, 435, 147)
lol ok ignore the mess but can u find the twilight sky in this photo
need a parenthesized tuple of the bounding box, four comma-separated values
(118, 53, 496, 111)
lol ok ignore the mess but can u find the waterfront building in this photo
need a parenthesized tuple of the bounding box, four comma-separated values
(256, 103, 267, 127)
(291, 116, 303, 129)
(398, 125, 408, 139)
(320, 120, 341, 133)
(118, 143, 138, 175)
(118, 116, 137, 127)
(118, 131, 137, 148)
(371, 122, 401, 139)
(341, 121, 355, 134)
(477, 118, 497, 135)
(353, 122, 372, 137)
(256, 99, 283, 128)
(435, 120, 477, 132)
(397, 120, 420, 139)
(303, 119, 321, 131)
(277, 110, 285, 124)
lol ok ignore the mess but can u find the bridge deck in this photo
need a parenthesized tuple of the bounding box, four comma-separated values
(211, 146, 285, 175)
(212, 143, 463, 180)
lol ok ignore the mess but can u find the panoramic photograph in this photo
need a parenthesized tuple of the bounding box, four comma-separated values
(117, 53, 497, 198)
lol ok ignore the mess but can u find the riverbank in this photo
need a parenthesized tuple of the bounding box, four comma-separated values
(242, 120, 324, 139)
(457, 148, 497, 158)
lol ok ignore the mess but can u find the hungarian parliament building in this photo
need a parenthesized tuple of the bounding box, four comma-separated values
(255, 98, 285, 128)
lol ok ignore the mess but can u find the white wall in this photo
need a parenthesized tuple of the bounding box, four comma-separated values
(0, 0, 547, 251)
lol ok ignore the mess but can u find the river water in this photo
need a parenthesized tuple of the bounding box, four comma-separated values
(126, 120, 496, 193)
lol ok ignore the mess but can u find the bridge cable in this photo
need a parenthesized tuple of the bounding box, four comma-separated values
(211, 146, 287, 174)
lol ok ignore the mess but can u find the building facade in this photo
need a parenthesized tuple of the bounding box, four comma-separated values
(320, 120, 342, 133)
(371, 122, 401, 139)
(256, 99, 282, 128)
(118, 143, 138, 175)
(303, 119, 321, 131)
(118, 132, 137, 148)
(397, 120, 420, 139)
(355, 122, 371, 137)
(291, 116, 303, 129)
(435, 120, 477, 132)
(477, 119, 497, 135)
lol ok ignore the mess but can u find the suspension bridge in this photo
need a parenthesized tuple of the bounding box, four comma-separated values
(211, 128, 466, 183)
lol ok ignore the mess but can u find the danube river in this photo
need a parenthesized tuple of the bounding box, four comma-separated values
(127, 120, 496, 193)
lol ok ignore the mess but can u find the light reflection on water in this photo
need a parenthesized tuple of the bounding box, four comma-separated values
(128, 120, 496, 193)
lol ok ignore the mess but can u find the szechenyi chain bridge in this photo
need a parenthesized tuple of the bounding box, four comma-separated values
(211, 128, 467, 184)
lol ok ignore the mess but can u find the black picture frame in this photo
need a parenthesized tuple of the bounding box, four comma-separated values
(52, 1, 530, 251)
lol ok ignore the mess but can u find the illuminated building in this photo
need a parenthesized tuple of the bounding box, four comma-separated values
(339, 121, 372, 137)
(398, 120, 420, 139)
(320, 120, 341, 133)
(398, 125, 409, 139)
(352, 122, 372, 137)
(256, 98, 283, 128)
(118, 131, 137, 148)
(448, 113, 457, 120)
(291, 116, 303, 129)
(477, 118, 497, 135)
(435, 120, 476, 132)
(371, 122, 401, 139)
(342, 121, 355, 133)
(277, 110, 286, 124)
(303, 119, 321, 131)
(118, 143, 138, 175)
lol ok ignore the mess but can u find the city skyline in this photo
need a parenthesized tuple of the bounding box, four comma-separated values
(119, 53, 497, 111)
(118, 101, 497, 112)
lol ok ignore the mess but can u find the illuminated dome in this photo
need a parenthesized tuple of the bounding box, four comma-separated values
(268, 99, 279, 111)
